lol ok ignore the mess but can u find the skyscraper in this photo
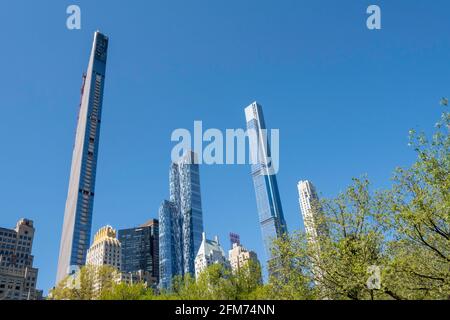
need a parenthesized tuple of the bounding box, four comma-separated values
(245, 102, 288, 260)
(118, 219, 159, 286)
(298, 180, 325, 247)
(56, 31, 109, 284)
(298, 180, 327, 284)
(179, 152, 204, 276)
(159, 200, 182, 289)
(159, 151, 204, 289)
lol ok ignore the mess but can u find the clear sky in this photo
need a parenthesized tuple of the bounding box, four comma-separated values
(0, 0, 449, 294)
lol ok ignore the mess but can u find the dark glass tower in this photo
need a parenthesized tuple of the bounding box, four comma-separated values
(118, 220, 159, 285)
(245, 102, 288, 260)
(56, 31, 108, 284)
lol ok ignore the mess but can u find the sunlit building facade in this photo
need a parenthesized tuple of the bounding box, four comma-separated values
(86, 226, 121, 270)
(194, 233, 228, 279)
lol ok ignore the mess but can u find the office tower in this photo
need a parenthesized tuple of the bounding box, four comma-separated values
(229, 242, 260, 275)
(298, 180, 324, 246)
(56, 31, 109, 284)
(229, 233, 240, 249)
(194, 233, 229, 279)
(86, 226, 121, 270)
(118, 219, 159, 286)
(245, 102, 288, 259)
(159, 151, 204, 289)
(0, 219, 42, 300)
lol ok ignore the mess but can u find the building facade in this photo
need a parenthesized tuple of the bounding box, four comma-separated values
(86, 226, 121, 270)
(228, 242, 260, 274)
(245, 102, 288, 260)
(56, 31, 109, 284)
(0, 219, 42, 300)
(118, 219, 159, 287)
(159, 200, 183, 289)
(194, 233, 228, 279)
(298, 180, 324, 246)
(159, 151, 204, 289)
(229, 233, 240, 249)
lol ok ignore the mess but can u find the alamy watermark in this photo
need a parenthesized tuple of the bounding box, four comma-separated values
(66, 5, 81, 30)
(171, 121, 280, 175)
(367, 5, 382, 30)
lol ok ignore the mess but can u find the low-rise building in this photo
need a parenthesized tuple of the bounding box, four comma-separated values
(0, 219, 42, 300)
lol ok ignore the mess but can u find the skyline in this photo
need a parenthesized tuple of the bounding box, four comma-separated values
(0, 0, 449, 295)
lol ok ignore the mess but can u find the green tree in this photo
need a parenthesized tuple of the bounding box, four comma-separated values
(270, 178, 394, 300)
(384, 107, 450, 299)
(100, 282, 148, 300)
(49, 265, 119, 300)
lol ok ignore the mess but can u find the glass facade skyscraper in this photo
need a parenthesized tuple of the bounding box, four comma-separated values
(179, 152, 204, 276)
(159, 200, 182, 289)
(245, 102, 288, 260)
(118, 219, 159, 285)
(159, 152, 204, 289)
(56, 32, 108, 284)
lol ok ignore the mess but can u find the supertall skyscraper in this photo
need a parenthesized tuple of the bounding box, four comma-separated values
(159, 151, 204, 289)
(245, 102, 288, 260)
(56, 31, 109, 284)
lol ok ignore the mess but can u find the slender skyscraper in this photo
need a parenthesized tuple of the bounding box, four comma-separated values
(245, 102, 287, 260)
(298, 180, 328, 247)
(298, 180, 327, 284)
(159, 151, 204, 289)
(298, 180, 320, 245)
(56, 31, 109, 284)
(179, 152, 204, 276)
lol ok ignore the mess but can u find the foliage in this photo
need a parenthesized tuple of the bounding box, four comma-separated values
(383, 108, 450, 299)
(49, 265, 119, 300)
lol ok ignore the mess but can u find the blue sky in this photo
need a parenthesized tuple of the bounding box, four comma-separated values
(0, 0, 449, 294)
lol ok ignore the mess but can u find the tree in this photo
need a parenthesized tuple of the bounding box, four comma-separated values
(49, 265, 119, 300)
(384, 107, 450, 299)
(100, 282, 148, 300)
(270, 178, 395, 300)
